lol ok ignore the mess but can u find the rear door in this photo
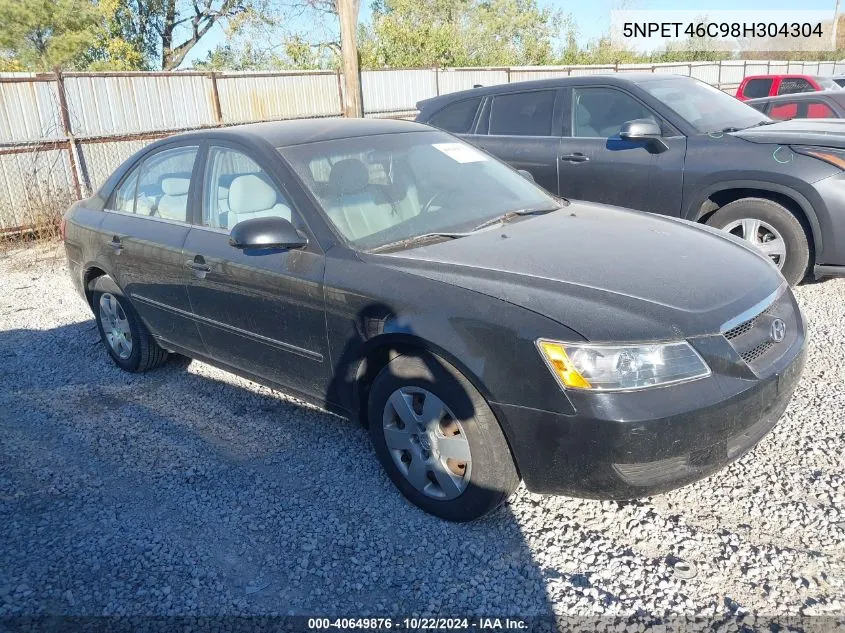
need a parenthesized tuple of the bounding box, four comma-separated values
(182, 142, 330, 398)
(467, 89, 563, 194)
(99, 143, 206, 353)
(556, 85, 686, 216)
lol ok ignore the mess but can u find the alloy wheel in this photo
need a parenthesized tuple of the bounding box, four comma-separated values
(722, 218, 787, 270)
(99, 292, 133, 359)
(382, 387, 472, 500)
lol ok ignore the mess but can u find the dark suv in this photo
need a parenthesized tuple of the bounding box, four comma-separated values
(416, 74, 845, 285)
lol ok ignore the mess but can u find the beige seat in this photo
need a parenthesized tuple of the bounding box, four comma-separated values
(324, 159, 412, 241)
(227, 174, 291, 228)
(157, 177, 190, 221)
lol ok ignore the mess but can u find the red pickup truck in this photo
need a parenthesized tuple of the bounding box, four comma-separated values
(736, 74, 840, 100)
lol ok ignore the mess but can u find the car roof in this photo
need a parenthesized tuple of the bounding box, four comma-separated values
(416, 73, 690, 110)
(742, 74, 823, 80)
(745, 89, 845, 104)
(155, 118, 431, 148)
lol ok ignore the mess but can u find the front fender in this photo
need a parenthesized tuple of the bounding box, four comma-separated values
(684, 178, 824, 258)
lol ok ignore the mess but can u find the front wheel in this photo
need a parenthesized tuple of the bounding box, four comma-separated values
(368, 352, 519, 521)
(705, 197, 809, 285)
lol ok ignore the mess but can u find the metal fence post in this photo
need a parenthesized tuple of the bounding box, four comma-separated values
(54, 68, 86, 199)
(435, 67, 440, 95)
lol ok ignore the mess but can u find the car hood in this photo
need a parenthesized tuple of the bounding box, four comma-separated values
(372, 202, 783, 341)
(733, 118, 845, 148)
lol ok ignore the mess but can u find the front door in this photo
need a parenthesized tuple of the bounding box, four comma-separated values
(558, 86, 686, 216)
(182, 144, 329, 398)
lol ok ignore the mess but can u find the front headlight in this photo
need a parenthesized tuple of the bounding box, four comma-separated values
(536, 339, 711, 392)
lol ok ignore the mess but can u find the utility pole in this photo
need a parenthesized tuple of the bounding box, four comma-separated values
(337, 0, 363, 118)
(834, 0, 841, 50)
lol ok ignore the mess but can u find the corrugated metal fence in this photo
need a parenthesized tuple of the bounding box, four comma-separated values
(3, 59, 845, 232)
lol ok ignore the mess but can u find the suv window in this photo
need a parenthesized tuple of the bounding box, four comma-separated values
(204, 146, 294, 230)
(769, 102, 798, 120)
(778, 78, 814, 95)
(743, 78, 773, 98)
(806, 101, 836, 118)
(572, 87, 657, 138)
(489, 91, 555, 136)
(109, 146, 198, 221)
(428, 98, 482, 133)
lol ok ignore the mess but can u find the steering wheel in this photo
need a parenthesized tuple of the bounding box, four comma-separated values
(421, 191, 447, 214)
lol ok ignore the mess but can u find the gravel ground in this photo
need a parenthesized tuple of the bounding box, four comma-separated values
(0, 242, 844, 629)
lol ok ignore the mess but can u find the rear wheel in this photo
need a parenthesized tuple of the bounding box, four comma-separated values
(367, 352, 519, 521)
(705, 197, 809, 285)
(91, 276, 168, 372)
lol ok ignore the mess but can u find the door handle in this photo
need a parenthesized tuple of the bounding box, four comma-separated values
(559, 153, 590, 163)
(185, 256, 211, 277)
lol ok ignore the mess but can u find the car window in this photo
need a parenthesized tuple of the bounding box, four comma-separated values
(203, 146, 295, 230)
(109, 169, 139, 214)
(806, 101, 836, 118)
(835, 78, 845, 87)
(488, 91, 556, 136)
(427, 98, 482, 133)
(778, 78, 814, 95)
(571, 87, 657, 138)
(742, 78, 773, 99)
(122, 146, 199, 222)
(641, 78, 768, 133)
(279, 130, 557, 250)
(769, 102, 799, 120)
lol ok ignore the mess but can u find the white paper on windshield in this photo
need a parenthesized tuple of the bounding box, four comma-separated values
(432, 142, 489, 163)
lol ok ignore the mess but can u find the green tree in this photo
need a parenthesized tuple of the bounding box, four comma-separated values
(0, 0, 102, 70)
(358, 0, 560, 68)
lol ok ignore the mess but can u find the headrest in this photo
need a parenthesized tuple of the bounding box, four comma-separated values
(329, 159, 369, 195)
(160, 177, 190, 196)
(228, 174, 278, 214)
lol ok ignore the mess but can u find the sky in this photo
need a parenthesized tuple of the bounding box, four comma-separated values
(183, 0, 841, 67)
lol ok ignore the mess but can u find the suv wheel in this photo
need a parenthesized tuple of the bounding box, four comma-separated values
(367, 352, 519, 522)
(91, 275, 168, 372)
(706, 197, 809, 285)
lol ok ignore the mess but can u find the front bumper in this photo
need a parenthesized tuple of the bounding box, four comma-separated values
(490, 341, 806, 499)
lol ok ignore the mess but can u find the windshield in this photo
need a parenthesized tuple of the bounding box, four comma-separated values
(279, 131, 558, 251)
(640, 77, 769, 133)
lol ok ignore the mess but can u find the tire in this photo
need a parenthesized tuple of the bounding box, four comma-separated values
(367, 352, 519, 521)
(705, 197, 810, 285)
(90, 275, 168, 372)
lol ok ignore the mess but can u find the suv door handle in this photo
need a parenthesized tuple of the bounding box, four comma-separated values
(560, 153, 590, 163)
(186, 256, 211, 276)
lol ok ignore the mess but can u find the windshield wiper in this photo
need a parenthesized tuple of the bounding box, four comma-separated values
(471, 205, 561, 232)
(720, 120, 778, 133)
(370, 231, 469, 253)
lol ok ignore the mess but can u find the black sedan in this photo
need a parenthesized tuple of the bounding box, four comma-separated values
(416, 74, 845, 286)
(62, 119, 806, 521)
(746, 90, 845, 120)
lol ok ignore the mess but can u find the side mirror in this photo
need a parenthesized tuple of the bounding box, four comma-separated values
(619, 119, 669, 153)
(229, 216, 307, 250)
(517, 169, 535, 183)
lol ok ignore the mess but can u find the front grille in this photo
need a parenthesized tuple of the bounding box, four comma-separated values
(722, 286, 797, 376)
(740, 340, 774, 364)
